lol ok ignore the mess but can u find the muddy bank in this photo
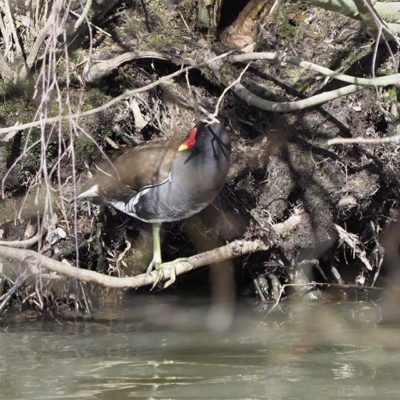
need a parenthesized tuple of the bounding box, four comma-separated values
(0, 0, 399, 316)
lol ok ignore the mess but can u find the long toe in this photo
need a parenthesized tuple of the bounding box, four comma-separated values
(159, 258, 188, 288)
(146, 260, 155, 274)
(150, 268, 164, 290)
(163, 266, 176, 288)
(149, 258, 189, 289)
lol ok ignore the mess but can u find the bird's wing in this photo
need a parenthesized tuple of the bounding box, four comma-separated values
(89, 143, 177, 202)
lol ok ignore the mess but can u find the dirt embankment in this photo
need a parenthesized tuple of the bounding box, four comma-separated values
(0, 0, 399, 315)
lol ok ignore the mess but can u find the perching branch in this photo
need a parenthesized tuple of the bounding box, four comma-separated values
(0, 211, 306, 289)
(0, 239, 270, 289)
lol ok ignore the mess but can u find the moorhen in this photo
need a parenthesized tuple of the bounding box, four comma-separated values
(78, 122, 231, 287)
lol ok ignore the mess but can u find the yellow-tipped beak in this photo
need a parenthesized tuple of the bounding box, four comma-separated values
(178, 143, 189, 152)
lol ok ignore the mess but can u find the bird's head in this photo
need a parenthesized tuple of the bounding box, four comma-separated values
(178, 122, 228, 153)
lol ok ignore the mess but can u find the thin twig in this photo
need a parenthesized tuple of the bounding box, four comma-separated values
(74, 0, 93, 31)
(24, 11, 53, 74)
(211, 63, 251, 119)
(69, 9, 111, 37)
(0, 51, 233, 138)
(0, 273, 28, 312)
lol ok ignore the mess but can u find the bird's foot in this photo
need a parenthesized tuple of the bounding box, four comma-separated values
(149, 258, 188, 290)
(146, 258, 157, 274)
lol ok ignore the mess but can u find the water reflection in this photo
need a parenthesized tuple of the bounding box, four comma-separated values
(1, 297, 400, 400)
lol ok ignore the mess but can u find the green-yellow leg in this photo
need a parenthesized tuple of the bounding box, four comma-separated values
(146, 223, 172, 289)
(146, 223, 162, 274)
(146, 223, 188, 289)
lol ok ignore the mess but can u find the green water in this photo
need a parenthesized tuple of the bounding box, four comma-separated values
(0, 296, 399, 400)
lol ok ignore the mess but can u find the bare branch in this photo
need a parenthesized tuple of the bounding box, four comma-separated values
(0, 231, 43, 249)
(273, 210, 306, 237)
(2, 46, 399, 138)
(3, 46, 398, 137)
(311, 0, 400, 35)
(353, 0, 400, 45)
(327, 134, 400, 145)
(229, 52, 400, 86)
(233, 82, 358, 112)
(0, 239, 270, 289)
(0, 51, 233, 139)
(86, 51, 192, 82)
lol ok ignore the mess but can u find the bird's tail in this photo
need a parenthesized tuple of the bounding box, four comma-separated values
(77, 184, 99, 199)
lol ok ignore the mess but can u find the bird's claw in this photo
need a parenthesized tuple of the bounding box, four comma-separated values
(149, 263, 175, 290)
(150, 266, 164, 290)
(163, 264, 176, 289)
(146, 259, 156, 274)
(148, 258, 187, 290)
